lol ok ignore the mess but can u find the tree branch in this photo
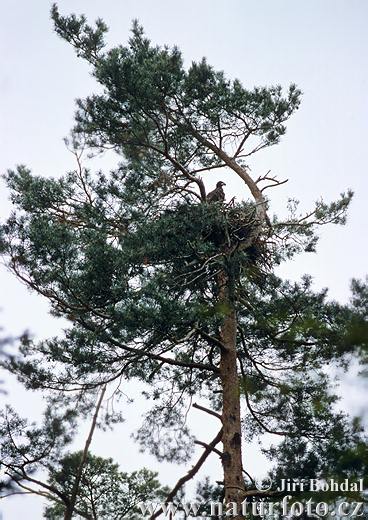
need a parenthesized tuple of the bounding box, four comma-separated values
(149, 429, 223, 520)
(66, 385, 106, 520)
(192, 402, 222, 421)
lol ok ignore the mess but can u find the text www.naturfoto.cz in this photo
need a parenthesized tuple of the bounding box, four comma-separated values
(138, 496, 365, 518)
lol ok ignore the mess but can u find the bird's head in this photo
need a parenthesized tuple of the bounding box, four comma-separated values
(216, 181, 226, 187)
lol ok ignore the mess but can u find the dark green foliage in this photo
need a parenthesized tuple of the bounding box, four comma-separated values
(51, 4, 108, 63)
(0, 405, 78, 493)
(195, 478, 225, 518)
(44, 452, 166, 520)
(0, 6, 367, 511)
(342, 278, 368, 363)
(0, 328, 12, 393)
(1, 406, 166, 519)
(49, 4, 302, 208)
(269, 419, 368, 488)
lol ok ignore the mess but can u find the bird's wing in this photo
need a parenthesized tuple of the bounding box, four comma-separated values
(206, 189, 218, 202)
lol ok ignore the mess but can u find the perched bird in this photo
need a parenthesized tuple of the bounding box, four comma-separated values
(206, 181, 226, 203)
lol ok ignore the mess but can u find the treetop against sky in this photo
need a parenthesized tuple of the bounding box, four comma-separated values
(0, 2, 367, 519)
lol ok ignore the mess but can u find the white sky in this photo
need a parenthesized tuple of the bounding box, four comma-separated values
(1, 0, 368, 518)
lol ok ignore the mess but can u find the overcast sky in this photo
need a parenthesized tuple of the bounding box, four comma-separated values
(1, 1, 368, 518)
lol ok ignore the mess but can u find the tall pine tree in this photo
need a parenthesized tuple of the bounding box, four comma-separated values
(1, 5, 367, 518)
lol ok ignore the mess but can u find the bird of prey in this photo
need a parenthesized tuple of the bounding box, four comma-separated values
(206, 181, 226, 203)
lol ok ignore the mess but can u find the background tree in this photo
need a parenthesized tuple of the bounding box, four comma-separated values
(0, 404, 77, 510)
(0, 322, 21, 393)
(1, 5, 367, 518)
(44, 454, 166, 520)
(0, 329, 10, 393)
(0, 391, 167, 520)
(0, 384, 103, 520)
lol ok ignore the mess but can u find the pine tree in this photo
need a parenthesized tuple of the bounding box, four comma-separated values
(1, 5, 367, 518)
(0, 389, 167, 520)
(44, 454, 166, 520)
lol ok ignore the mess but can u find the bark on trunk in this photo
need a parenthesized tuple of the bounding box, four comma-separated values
(218, 270, 245, 517)
(63, 385, 106, 520)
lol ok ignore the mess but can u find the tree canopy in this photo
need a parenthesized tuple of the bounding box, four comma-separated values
(0, 4, 367, 519)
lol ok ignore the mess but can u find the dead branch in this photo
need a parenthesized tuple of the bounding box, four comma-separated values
(149, 429, 223, 520)
(192, 402, 222, 421)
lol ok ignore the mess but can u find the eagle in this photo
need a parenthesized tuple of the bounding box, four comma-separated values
(206, 181, 226, 203)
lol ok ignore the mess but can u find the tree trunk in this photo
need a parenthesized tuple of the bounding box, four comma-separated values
(63, 385, 106, 520)
(64, 507, 73, 520)
(218, 269, 245, 517)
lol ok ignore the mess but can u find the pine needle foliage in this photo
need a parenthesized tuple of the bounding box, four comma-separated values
(0, 5, 367, 513)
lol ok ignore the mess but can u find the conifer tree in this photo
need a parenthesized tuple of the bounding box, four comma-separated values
(1, 5, 367, 518)
(44, 455, 165, 520)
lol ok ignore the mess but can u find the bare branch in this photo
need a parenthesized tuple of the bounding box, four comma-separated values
(149, 429, 223, 520)
(194, 439, 222, 457)
(67, 385, 107, 520)
(192, 402, 222, 421)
